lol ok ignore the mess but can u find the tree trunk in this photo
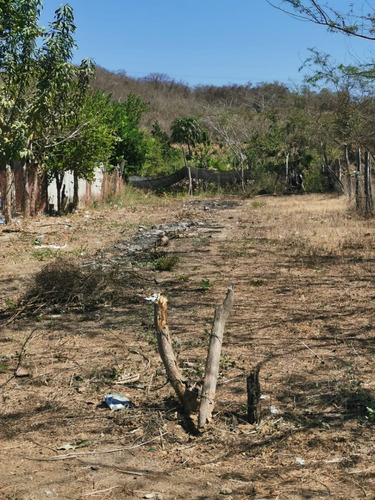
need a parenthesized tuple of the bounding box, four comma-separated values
(343, 144, 352, 199)
(21, 163, 30, 219)
(4, 164, 13, 224)
(154, 295, 199, 413)
(73, 170, 79, 210)
(198, 285, 235, 428)
(355, 148, 362, 212)
(364, 151, 373, 217)
(323, 154, 345, 194)
(29, 163, 39, 216)
(40, 166, 48, 214)
(285, 152, 289, 188)
(55, 172, 63, 214)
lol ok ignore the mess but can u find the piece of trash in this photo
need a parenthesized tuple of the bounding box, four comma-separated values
(114, 373, 140, 384)
(145, 293, 160, 303)
(15, 366, 30, 377)
(143, 493, 163, 500)
(269, 405, 281, 415)
(295, 456, 305, 465)
(105, 393, 132, 410)
(57, 440, 89, 451)
(34, 244, 68, 250)
(0, 218, 5, 225)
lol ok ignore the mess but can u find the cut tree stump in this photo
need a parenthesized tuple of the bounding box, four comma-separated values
(152, 286, 235, 424)
(154, 295, 199, 413)
(198, 285, 235, 428)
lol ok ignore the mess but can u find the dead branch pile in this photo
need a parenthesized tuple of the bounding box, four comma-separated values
(19, 257, 148, 314)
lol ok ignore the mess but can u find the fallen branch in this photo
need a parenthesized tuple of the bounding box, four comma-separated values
(25, 433, 167, 461)
(297, 339, 325, 364)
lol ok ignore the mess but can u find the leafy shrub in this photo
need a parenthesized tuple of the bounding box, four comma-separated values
(154, 254, 180, 271)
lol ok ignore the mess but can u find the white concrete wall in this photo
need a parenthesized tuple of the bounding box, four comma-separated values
(47, 167, 104, 209)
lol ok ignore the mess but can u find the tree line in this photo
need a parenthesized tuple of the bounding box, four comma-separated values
(2, 1, 375, 222)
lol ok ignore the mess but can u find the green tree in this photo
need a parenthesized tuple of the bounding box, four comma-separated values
(46, 91, 115, 212)
(170, 117, 206, 159)
(29, 4, 94, 214)
(141, 120, 182, 176)
(109, 94, 149, 178)
(0, 2, 94, 221)
(0, 0, 43, 222)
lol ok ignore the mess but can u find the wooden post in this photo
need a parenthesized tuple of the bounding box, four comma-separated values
(21, 163, 30, 219)
(187, 166, 193, 196)
(343, 144, 352, 199)
(247, 366, 261, 424)
(285, 152, 289, 189)
(198, 285, 235, 428)
(154, 295, 199, 413)
(355, 149, 362, 212)
(364, 151, 373, 217)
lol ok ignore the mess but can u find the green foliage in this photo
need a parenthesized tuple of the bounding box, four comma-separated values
(171, 116, 207, 159)
(249, 279, 264, 286)
(199, 278, 213, 290)
(45, 90, 115, 182)
(141, 122, 183, 177)
(177, 274, 190, 282)
(154, 254, 180, 271)
(31, 248, 56, 260)
(192, 144, 229, 171)
(0, 0, 43, 166)
(30, 4, 95, 159)
(303, 164, 331, 193)
(251, 201, 266, 209)
(4, 297, 17, 309)
(366, 407, 375, 423)
(109, 94, 149, 176)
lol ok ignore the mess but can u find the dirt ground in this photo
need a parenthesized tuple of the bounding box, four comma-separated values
(0, 192, 374, 500)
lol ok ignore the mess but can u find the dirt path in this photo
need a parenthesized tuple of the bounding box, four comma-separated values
(0, 193, 374, 499)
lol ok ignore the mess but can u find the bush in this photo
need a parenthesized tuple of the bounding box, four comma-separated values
(154, 254, 180, 271)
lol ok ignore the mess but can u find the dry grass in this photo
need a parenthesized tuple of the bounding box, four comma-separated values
(0, 192, 374, 499)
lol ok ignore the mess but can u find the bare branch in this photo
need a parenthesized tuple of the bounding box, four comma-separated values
(267, 0, 375, 40)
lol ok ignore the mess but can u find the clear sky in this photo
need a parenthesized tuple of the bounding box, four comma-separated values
(39, 0, 374, 88)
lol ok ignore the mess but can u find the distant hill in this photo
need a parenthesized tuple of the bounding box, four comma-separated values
(92, 66, 292, 133)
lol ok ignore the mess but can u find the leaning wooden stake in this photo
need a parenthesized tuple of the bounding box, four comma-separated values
(198, 285, 235, 429)
(154, 295, 199, 413)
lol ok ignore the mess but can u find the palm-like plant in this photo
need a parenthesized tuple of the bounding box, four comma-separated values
(170, 116, 205, 159)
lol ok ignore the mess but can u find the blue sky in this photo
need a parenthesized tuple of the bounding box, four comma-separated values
(40, 1, 374, 88)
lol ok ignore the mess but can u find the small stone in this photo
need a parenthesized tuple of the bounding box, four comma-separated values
(15, 366, 30, 377)
(220, 488, 233, 495)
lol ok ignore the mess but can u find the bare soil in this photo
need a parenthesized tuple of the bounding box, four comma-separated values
(0, 193, 374, 500)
